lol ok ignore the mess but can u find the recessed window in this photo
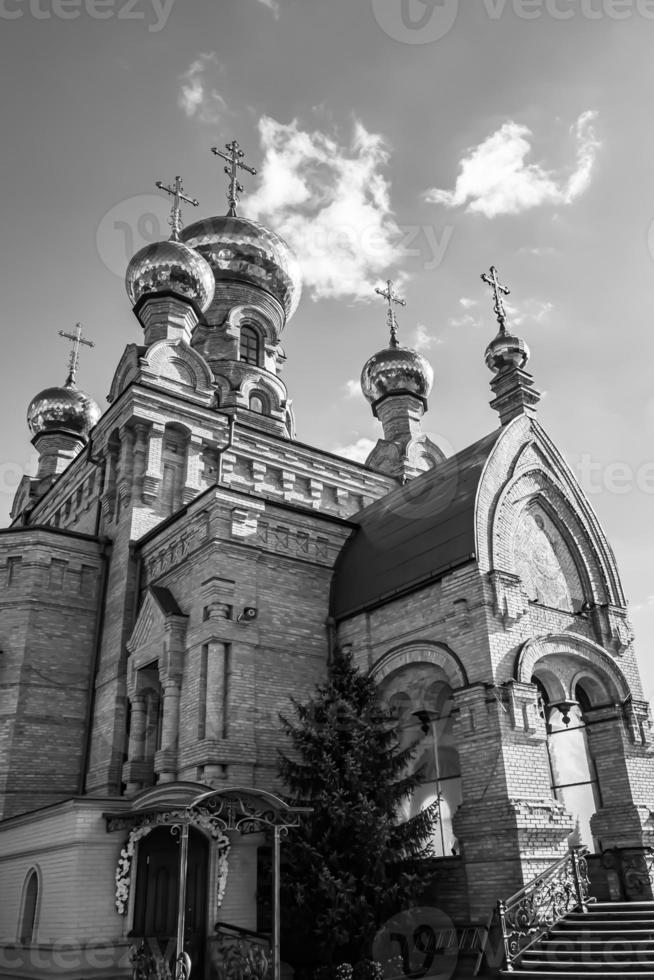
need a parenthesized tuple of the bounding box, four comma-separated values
(239, 326, 260, 366)
(249, 394, 265, 414)
(18, 869, 39, 944)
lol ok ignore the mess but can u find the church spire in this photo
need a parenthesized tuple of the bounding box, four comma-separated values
(58, 322, 95, 387)
(155, 175, 200, 242)
(211, 139, 257, 217)
(480, 264, 541, 426)
(360, 278, 443, 481)
(375, 278, 406, 348)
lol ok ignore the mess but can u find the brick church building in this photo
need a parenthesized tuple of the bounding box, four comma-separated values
(0, 157, 653, 978)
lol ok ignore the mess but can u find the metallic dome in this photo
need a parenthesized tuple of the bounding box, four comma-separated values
(484, 330, 530, 373)
(180, 216, 302, 320)
(361, 344, 434, 406)
(125, 239, 215, 312)
(27, 382, 101, 439)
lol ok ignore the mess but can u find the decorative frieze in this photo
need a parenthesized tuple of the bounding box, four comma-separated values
(142, 512, 210, 581)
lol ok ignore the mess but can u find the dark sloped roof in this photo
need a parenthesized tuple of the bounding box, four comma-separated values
(150, 585, 185, 617)
(330, 428, 502, 621)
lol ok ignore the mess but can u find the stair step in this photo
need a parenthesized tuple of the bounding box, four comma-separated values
(502, 973, 654, 978)
(512, 961, 654, 971)
(523, 951, 654, 962)
(568, 910, 654, 917)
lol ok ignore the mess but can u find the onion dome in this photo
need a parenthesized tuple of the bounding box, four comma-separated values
(180, 216, 302, 320)
(361, 344, 434, 406)
(484, 330, 530, 373)
(125, 239, 215, 312)
(27, 380, 101, 439)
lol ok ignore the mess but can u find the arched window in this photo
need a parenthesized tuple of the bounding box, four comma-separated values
(535, 678, 601, 850)
(249, 394, 265, 414)
(392, 682, 462, 857)
(18, 869, 39, 944)
(239, 326, 260, 366)
(160, 425, 187, 518)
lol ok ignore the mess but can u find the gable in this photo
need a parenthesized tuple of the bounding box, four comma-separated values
(475, 415, 625, 610)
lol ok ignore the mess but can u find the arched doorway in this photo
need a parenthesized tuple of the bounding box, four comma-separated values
(535, 678, 601, 851)
(132, 826, 209, 977)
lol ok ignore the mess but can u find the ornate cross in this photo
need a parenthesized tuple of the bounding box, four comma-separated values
(211, 140, 257, 217)
(481, 265, 510, 332)
(375, 278, 406, 347)
(59, 323, 94, 386)
(155, 175, 199, 241)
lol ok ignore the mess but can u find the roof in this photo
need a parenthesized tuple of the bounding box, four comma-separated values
(330, 428, 502, 621)
(150, 585, 185, 616)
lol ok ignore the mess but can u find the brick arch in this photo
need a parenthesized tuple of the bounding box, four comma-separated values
(370, 641, 468, 690)
(475, 422, 625, 608)
(515, 634, 630, 702)
(493, 469, 604, 602)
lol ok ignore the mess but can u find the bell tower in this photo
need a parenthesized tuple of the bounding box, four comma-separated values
(361, 278, 445, 481)
(180, 141, 302, 438)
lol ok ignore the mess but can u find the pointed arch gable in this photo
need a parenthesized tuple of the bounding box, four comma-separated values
(474, 416, 626, 609)
(515, 633, 631, 702)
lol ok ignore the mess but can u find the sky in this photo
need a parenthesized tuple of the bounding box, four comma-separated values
(0, 0, 653, 699)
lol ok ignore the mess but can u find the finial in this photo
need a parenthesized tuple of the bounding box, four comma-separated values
(59, 323, 95, 386)
(481, 265, 510, 333)
(375, 278, 406, 348)
(211, 140, 257, 217)
(155, 176, 199, 241)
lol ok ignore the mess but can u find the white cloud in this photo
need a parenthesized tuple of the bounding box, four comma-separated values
(504, 298, 554, 328)
(244, 117, 405, 301)
(459, 297, 477, 309)
(256, 0, 280, 16)
(333, 437, 376, 463)
(178, 53, 228, 124)
(448, 312, 482, 330)
(344, 379, 361, 398)
(425, 111, 600, 218)
(413, 323, 442, 351)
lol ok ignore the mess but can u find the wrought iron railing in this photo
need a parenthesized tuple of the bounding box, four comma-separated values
(618, 845, 654, 897)
(129, 939, 190, 979)
(493, 846, 591, 972)
(208, 922, 272, 980)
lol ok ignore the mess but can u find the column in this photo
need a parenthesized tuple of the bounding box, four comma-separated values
(452, 682, 574, 920)
(123, 694, 149, 794)
(155, 679, 181, 783)
(143, 422, 165, 504)
(183, 434, 204, 504)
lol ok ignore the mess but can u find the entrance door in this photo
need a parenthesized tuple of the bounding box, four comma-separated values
(132, 826, 209, 977)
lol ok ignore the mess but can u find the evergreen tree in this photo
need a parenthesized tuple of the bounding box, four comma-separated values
(278, 647, 438, 967)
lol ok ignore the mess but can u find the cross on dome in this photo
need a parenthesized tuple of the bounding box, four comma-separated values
(155, 176, 199, 241)
(375, 278, 406, 348)
(481, 265, 511, 333)
(211, 140, 257, 217)
(58, 323, 95, 386)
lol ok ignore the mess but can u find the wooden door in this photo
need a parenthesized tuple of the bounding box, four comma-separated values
(132, 826, 209, 977)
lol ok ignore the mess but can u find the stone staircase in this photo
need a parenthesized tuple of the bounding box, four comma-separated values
(502, 901, 654, 978)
